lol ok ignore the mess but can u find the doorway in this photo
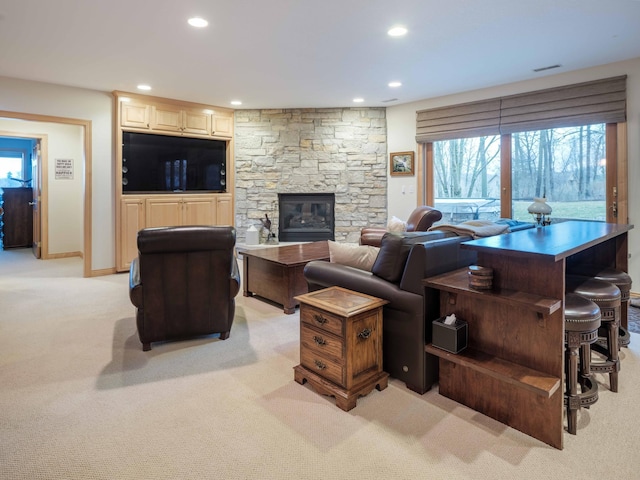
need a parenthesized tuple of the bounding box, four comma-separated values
(0, 135, 42, 256)
(0, 112, 89, 276)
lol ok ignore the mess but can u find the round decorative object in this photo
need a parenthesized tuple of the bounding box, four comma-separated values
(468, 265, 494, 290)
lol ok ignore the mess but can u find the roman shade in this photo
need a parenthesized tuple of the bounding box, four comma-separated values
(416, 75, 627, 143)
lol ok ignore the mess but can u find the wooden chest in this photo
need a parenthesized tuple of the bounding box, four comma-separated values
(294, 286, 389, 411)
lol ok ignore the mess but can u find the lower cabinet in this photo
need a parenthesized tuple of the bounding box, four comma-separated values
(118, 193, 233, 271)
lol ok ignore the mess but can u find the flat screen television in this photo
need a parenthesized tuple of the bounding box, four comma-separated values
(122, 132, 226, 193)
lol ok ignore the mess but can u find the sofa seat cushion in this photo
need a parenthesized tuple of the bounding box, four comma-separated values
(328, 241, 380, 271)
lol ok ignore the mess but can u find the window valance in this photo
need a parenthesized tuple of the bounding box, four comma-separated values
(416, 75, 627, 143)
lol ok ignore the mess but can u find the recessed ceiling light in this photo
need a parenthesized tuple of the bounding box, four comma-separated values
(353, 98, 364, 103)
(188, 17, 208, 28)
(387, 26, 407, 37)
(388, 81, 402, 88)
(137, 84, 151, 91)
(230, 100, 242, 106)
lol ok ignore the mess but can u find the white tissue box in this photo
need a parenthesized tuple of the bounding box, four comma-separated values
(432, 316, 468, 354)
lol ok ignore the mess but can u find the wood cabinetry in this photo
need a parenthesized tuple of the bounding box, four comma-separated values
(114, 91, 235, 273)
(1, 187, 34, 249)
(118, 194, 233, 271)
(117, 92, 233, 139)
(294, 286, 389, 411)
(424, 221, 632, 450)
(151, 104, 212, 136)
(121, 102, 151, 129)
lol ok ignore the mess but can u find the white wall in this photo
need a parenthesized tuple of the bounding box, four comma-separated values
(0, 120, 83, 254)
(0, 76, 114, 271)
(387, 58, 640, 289)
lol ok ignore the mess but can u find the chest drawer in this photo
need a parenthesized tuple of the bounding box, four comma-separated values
(300, 347, 344, 386)
(300, 304, 344, 336)
(301, 324, 343, 362)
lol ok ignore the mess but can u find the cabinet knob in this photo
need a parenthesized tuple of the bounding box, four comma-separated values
(313, 314, 327, 325)
(313, 336, 326, 346)
(313, 360, 326, 370)
(357, 328, 372, 340)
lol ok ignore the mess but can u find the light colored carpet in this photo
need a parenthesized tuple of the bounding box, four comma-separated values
(1, 249, 640, 480)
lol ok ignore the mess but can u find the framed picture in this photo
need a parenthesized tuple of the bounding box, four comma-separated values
(390, 151, 414, 176)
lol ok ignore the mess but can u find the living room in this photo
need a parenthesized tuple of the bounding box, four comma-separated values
(2, 1, 640, 478)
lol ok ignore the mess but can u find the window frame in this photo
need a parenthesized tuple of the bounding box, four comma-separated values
(419, 122, 627, 224)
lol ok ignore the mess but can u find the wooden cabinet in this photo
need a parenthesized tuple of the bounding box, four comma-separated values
(424, 221, 632, 450)
(294, 287, 389, 411)
(118, 194, 232, 271)
(212, 114, 233, 137)
(1, 188, 33, 249)
(114, 91, 236, 272)
(146, 196, 216, 227)
(215, 194, 233, 225)
(121, 102, 151, 129)
(120, 197, 145, 270)
(151, 104, 213, 136)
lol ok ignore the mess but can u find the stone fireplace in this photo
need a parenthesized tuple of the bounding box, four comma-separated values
(234, 107, 388, 243)
(278, 193, 335, 242)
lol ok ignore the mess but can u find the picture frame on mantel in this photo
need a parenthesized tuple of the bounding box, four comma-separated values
(390, 151, 414, 176)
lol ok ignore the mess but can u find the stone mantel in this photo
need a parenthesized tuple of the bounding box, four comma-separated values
(234, 108, 388, 243)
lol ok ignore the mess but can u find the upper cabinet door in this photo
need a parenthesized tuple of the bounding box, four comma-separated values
(151, 104, 183, 132)
(212, 114, 233, 138)
(121, 103, 150, 129)
(183, 110, 212, 136)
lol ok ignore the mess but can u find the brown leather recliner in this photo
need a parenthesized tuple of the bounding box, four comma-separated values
(128, 225, 241, 351)
(360, 206, 443, 247)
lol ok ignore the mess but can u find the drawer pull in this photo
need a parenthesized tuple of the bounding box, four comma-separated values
(357, 328, 372, 340)
(313, 314, 327, 325)
(313, 335, 326, 346)
(314, 360, 327, 370)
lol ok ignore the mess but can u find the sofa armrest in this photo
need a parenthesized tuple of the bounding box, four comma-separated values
(129, 257, 143, 308)
(304, 260, 420, 309)
(360, 227, 387, 247)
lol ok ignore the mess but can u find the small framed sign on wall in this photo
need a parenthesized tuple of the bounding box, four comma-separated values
(55, 158, 74, 179)
(389, 151, 414, 176)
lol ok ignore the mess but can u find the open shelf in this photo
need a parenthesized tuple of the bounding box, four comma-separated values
(425, 344, 561, 398)
(424, 268, 562, 316)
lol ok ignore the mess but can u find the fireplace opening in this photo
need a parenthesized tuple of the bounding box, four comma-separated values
(278, 193, 335, 242)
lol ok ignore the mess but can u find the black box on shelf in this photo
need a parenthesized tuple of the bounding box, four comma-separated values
(432, 316, 468, 354)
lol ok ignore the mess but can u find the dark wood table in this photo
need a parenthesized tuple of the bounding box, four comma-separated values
(241, 241, 330, 314)
(424, 221, 632, 449)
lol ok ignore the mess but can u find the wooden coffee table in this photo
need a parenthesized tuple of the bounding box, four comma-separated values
(241, 241, 330, 314)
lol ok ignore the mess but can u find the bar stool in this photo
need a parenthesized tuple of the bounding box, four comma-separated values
(564, 293, 601, 435)
(566, 275, 621, 392)
(568, 265, 632, 347)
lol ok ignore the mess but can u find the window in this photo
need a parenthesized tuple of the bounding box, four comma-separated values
(426, 125, 609, 224)
(0, 153, 24, 189)
(417, 76, 626, 224)
(433, 135, 501, 223)
(512, 124, 606, 222)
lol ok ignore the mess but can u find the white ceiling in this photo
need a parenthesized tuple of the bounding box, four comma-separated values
(1, 0, 640, 109)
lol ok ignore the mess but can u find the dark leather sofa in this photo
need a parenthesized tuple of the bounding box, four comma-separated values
(304, 230, 476, 394)
(304, 220, 534, 394)
(129, 225, 241, 351)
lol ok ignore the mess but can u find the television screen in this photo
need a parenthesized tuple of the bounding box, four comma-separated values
(122, 132, 226, 193)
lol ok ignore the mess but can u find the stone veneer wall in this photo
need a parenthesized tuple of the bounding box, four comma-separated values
(234, 108, 387, 243)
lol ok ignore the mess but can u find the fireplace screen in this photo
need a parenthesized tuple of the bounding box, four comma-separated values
(278, 193, 335, 242)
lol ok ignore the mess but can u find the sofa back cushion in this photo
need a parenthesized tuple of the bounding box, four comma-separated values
(371, 231, 449, 283)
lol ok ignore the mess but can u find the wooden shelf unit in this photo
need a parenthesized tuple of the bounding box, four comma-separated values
(424, 221, 632, 450)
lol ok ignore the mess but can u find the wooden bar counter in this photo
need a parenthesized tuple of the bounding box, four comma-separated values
(424, 221, 632, 449)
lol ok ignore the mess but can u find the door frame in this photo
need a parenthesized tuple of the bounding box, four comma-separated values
(0, 110, 92, 277)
